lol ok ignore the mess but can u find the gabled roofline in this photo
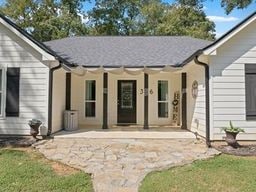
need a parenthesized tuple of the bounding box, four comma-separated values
(0, 13, 72, 66)
(203, 11, 256, 55)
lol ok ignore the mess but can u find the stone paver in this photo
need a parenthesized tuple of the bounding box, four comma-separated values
(34, 138, 220, 192)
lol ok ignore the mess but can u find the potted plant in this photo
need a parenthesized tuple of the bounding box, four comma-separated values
(221, 121, 244, 148)
(28, 119, 42, 139)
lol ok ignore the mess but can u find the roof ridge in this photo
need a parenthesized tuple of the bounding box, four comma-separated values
(44, 35, 212, 44)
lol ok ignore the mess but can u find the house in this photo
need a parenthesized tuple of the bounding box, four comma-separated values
(0, 12, 256, 144)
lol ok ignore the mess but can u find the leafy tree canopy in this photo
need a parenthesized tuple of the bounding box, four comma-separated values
(177, 0, 255, 14)
(157, 5, 215, 40)
(88, 0, 215, 40)
(220, 0, 254, 14)
(0, 0, 88, 41)
(0, 0, 216, 41)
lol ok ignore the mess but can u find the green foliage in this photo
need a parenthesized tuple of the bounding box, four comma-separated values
(0, 0, 215, 40)
(88, 0, 215, 40)
(221, 121, 245, 133)
(88, 0, 146, 35)
(0, 149, 93, 191)
(137, 0, 166, 35)
(0, 0, 36, 30)
(221, 0, 254, 14)
(156, 5, 215, 40)
(175, 0, 205, 8)
(62, 0, 87, 15)
(140, 155, 256, 192)
(0, 0, 88, 41)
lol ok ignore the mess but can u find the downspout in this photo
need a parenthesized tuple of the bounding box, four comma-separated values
(194, 55, 211, 147)
(47, 62, 62, 136)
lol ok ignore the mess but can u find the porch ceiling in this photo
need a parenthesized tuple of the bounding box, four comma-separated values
(68, 65, 183, 76)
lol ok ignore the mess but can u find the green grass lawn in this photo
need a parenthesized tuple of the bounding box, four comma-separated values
(140, 155, 256, 192)
(0, 148, 93, 192)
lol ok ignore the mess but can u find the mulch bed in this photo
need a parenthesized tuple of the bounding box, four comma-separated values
(0, 137, 37, 148)
(215, 144, 256, 156)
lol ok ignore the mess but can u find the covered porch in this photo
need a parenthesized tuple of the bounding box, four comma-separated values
(65, 66, 188, 132)
(49, 37, 207, 138)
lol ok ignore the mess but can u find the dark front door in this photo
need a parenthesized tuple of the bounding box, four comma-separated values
(117, 80, 136, 124)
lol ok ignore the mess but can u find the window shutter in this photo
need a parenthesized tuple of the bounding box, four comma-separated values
(245, 65, 256, 120)
(6, 68, 20, 117)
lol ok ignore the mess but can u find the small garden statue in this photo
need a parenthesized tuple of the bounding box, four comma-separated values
(221, 121, 244, 148)
(28, 119, 42, 139)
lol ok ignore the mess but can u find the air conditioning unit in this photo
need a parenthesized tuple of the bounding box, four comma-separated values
(64, 110, 78, 131)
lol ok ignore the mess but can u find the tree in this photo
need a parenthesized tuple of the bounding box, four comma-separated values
(137, 0, 166, 35)
(32, 1, 88, 41)
(176, 0, 205, 8)
(156, 5, 215, 40)
(0, 0, 37, 30)
(62, 0, 87, 15)
(1, 0, 215, 40)
(220, 0, 254, 14)
(0, 0, 88, 41)
(176, 0, 255, 14)
(88, 0, 145, 35)
(88, 0, 215, 40)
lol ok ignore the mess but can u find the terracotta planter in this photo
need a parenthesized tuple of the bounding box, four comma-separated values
(29, 123, 41, 139)
(225, 131, 239, 148)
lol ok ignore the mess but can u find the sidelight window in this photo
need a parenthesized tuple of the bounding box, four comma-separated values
(85, 80, 96, 117)
(158, 80, 168, 118)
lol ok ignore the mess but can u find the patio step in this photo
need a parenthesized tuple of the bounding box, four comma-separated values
(53, 130, 196, 139)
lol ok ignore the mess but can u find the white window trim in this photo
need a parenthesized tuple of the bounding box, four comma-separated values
(84, 80, 96, 118)
(157, 80, 169, 118)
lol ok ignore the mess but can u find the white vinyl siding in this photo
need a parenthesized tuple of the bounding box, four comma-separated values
(186, 62, 206, 137)
(0, 22, 49, 135)
(210, 19, 256, 140)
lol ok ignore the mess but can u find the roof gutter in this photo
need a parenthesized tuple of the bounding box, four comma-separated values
(194, 54, 211, 147)
(47, 62, 62, 136)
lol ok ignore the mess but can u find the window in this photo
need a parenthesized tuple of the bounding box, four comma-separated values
(245, 65, 256, 120)
(6, 68, 20, 117)
(121, 82, 133, 109)
(158, 80, 168, 118)
(85, 80, 96, 117)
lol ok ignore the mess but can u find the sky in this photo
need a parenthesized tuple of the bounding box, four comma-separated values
(198, 0, 256, 37)
(1, 0, 256, 38)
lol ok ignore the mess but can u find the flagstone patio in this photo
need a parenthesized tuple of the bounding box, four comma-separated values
(34, 138, 220, 192)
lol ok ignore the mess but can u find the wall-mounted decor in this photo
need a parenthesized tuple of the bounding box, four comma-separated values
(171, 91, 180, 126)
(192, 80, 198, 99)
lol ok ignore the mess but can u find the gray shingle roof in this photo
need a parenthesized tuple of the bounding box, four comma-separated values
(44, 36, 211, 67)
